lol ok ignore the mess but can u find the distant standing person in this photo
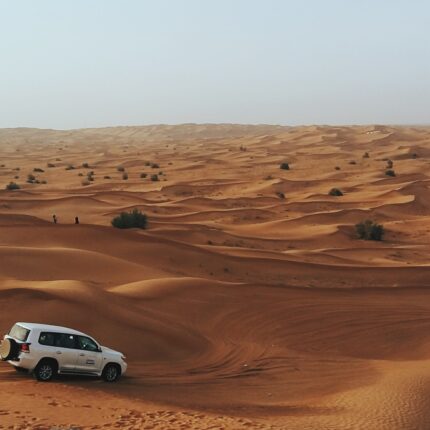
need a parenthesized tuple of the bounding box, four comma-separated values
(75, 216, 79, 225)
(52, 214, 57, 224)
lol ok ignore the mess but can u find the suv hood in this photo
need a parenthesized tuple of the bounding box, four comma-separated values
(101, 346, 123, 356)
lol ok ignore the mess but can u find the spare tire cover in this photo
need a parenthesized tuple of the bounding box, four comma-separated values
(0, 338, 19, 361)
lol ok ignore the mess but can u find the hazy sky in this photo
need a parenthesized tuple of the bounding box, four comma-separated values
(1, 0, 429, 129)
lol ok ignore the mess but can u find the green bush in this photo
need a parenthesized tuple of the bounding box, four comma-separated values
(6, 182, 20, 190)
(329, 188, 343, 196)
(280, 162, 290, 170)
(385, 169, 396, 177)
(151, 174, 159, 182)
(355, 220, 384, 241)
(111, 209, 147, 229)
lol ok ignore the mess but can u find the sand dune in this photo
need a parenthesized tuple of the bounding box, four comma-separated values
(1, 124, 430, 429)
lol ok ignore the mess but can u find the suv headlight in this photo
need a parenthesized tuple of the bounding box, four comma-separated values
(121, 355, 126, 361)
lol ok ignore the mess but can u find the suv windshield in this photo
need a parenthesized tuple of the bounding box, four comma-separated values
(9, 324, 30, 342)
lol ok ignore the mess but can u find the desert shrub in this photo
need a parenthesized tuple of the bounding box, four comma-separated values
(82, 162, 90, 168)
(33, 168, 44, 173)
(363, 152, 370, 158)
(145, 161, 151, 166)
(27, 174, 36, 183)
(117, 166, 125, 172)
(335, 166, 341, 170)
(151, 163, 159, 169)
(280, 162, 290, 170)
(385, 169, 396, 177)
(140, 173, 147, 178)
(13, 167, 20, 171)
(386, 159, 393, 168)
(65, 164, 75, 170)
(78, 172, 84, 176)
(6, 182, 20, 190)
(14, 175, 19, 179)
(41, 180, 47, 184)
(104, 175, 111, 179)
(276, 191, 285, 199)
(355, 220, 384, 241)
(122, 172, 128, 180)
(111, 209, 147, 229)
(159, 171, 163, 175)
(47, 163, 55, 168)
(349, 160, 357, 165)
(329, 188, 343, 196)
(150, 174, 159, 182)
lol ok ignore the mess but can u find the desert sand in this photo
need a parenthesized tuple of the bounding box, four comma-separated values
(1, 124, 430, 429)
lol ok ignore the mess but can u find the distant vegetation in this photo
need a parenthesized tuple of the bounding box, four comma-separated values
(47, 163, 55, 168)
(27, 174, 36, 183)
(385, 169, 396, 177)
(140, 173, 147, 178)
(386, 159, 393, 169)
(65, 164, 75, 170)
(6, 182, 20, 190)
(122, 172, 128, 180)
(276, 191, 285, 199)
(363, 152, 370, 158)
(355, 220, 384, 241)
(117, 166, 125, 172)
(151, 174, 159, 182)
(33, 168, 44, 173)
(111, 209, 147, 229)
(280, 162, 290, 170)
(348, 160, 357, 165)
(328, 188, 343, 196)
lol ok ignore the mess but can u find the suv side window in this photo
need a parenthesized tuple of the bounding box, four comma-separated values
(54, 333, 77, 349)
(39, 332, 56, 346)
(77, 336, 99, 352)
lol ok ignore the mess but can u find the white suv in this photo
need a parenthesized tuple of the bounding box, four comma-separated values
(0, 322, 127, 382)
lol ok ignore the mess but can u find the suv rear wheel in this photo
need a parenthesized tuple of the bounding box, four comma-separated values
(102, 363, 120, 382)
(34, 360, 57, 382)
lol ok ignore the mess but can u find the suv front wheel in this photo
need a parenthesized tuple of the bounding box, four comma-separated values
(102, 363, 120, 382)
(34, 360, 57, 382)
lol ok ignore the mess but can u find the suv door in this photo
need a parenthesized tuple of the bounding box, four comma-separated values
(39, 332, 79, 372)
(75, 335, 103, 373)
